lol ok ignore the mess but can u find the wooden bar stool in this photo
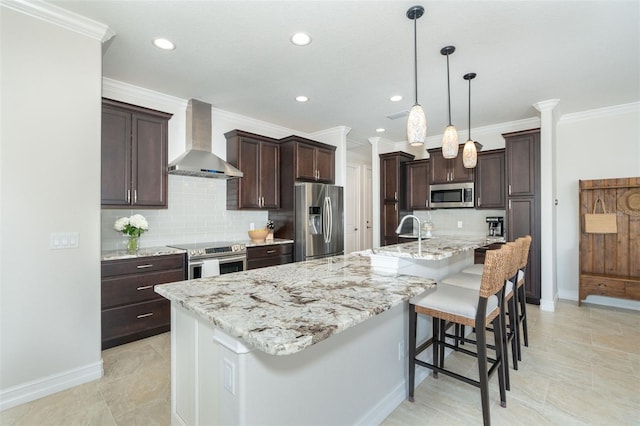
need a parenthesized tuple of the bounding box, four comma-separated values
(440, 241, 522, 385)
(515, 235, 532, 359)
(408, 246, 511, 426)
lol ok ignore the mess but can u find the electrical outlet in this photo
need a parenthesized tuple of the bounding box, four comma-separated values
(223, 358, 235, 394)
(398, 340, 405, 361)
(457, 221, 463, 229)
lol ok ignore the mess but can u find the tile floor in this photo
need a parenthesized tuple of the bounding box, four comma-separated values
(2, 300, 639, 425)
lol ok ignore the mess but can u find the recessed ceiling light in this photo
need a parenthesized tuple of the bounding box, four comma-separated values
(390, 95, 403, 102)
(376, 128, 386, 133)
(295, 95, 309, 102)
(290, 32, 312, 46)
(153, 38, 176, 51)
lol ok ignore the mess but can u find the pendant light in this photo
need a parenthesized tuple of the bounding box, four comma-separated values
(406, 5, 427, 147)
(440, 45, 459, 159)
(462, 72, 478, 168)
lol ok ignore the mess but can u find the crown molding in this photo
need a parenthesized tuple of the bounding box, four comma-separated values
(1, 0, 115, 42)
(559, 101, 640, 124)
(102, 78, 187, 111)
(533, 99, 560, 112)
(210, 107, 299, 138)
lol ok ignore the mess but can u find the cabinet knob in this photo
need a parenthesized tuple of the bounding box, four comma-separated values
(354, 228, 358, 231)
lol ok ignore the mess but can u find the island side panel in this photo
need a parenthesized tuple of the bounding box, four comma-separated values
(171, 300, 433, 425)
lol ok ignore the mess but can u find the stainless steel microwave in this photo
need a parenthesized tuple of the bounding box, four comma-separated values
(429, 182, 474, 208)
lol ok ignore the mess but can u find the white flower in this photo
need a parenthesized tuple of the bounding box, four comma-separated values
(114, 214, 149, 237)
(114, 217, 130, 232)
(129, 214, 149, 230)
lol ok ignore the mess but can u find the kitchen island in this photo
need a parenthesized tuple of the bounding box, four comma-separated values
(362, 234, 503, 280)
(155, 236, 492, 425)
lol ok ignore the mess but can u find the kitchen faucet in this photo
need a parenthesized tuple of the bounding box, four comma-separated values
(396, 215, 422, 256)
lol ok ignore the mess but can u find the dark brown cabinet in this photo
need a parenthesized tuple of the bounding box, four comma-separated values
(279, 136, 336, 183)
(101, 253, 186, 349)
(226, 130, 280, 210)
(247, 243, 293, 270)
(427, 145, 474, 184)
(101, 98, 172, 208)
(406, 159, 430, 210)
(475, 149, 505, 209)
(504, 129, 541, 304)
(380, 152, 414, 246)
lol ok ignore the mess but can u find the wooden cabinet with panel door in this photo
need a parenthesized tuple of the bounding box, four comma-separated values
(475, 149, 505, 209)
(101, 98, 172, 208)
(226, 129, 280, 210)
(406, 159, 430, 210)
(504, 129, 541, 304)
(427, 145, 475, 185)
(380, 152, 414, 246)
(279, 135, 336, 183)
(101, 253, 186, 349)
(247, 243, 293, 270)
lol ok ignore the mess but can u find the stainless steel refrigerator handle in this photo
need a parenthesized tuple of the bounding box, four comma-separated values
(327, 196, 333, 243)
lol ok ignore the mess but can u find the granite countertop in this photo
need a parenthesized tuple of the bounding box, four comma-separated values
(101, 246, 185, 262)
(366, 235, 496, 261)
(244, 238, 294, 248)
(155, 254, 435, 356)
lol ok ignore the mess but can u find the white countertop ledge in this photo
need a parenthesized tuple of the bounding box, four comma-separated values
(155, 254, 435, 356)
(366, 235, 498, 261)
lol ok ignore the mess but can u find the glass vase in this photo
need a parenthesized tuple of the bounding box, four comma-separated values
(126, 235, 139, 254)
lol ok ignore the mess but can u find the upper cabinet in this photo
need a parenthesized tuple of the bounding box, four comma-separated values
(427, 145, 475, 184)
(406, 159, 430, 210)
(475, 149, 505, 209)
(379, 151, 415, 246)
(101, 98, 172, 208)
(506, 132, 538, 197)
(226, 130, 280, 210)
(278, 136, 336, 184)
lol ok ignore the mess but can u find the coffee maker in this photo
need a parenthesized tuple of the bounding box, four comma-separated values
(486, 216, 504, 237)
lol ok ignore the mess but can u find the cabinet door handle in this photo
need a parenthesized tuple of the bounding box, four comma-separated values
(478, 197, 481, 206)
(425, 199, 428, 208)
(136, 264, 153, 269)
(266, 249, 276, 254)
(509, 199, 512, 210)
(136, 285, 153, 291)
(127, 189, 131, 203)
(137, 313, 153, 319)
(394, 202, 397, 212)
(134, 189, 137, 204)
(508, 184, 512, 195)
(394, 191, 397, 200)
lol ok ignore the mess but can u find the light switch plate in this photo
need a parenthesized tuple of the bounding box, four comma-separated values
(50, 232, 79, 249)
(223, 358, 235, 395)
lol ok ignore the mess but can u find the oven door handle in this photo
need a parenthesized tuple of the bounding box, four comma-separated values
(217, 254, 247, 264)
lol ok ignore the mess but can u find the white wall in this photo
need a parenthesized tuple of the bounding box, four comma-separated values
(555, 103, 640, 308)
(1, 6, 105, 409)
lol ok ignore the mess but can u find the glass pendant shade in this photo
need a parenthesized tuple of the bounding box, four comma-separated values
(441, 125, 459, 158)
(463, 139, 477, 168)
(407, 104, 427, 146)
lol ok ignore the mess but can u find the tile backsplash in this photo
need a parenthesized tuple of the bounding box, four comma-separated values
(413, 208, 506, 238)
(101, 175, 268, 251)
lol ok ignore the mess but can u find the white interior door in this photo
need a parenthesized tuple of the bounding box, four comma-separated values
(362, 165, 373, 250)
(345, 163, 360, 254)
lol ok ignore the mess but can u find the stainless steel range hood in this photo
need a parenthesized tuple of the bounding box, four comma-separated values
(168, 99, 243, 179)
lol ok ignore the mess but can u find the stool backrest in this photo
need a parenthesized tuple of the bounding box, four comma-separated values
(480, 245, 511, 299)
(504, 241, 521, 281)
(516, 235, 532, 271)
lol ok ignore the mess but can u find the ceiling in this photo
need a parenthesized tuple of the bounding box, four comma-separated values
(51, 0, 639, 148)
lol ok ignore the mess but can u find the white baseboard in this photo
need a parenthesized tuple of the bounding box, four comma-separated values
(0, 360, 103, 412)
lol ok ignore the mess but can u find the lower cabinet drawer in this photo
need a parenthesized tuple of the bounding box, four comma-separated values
(101, 269, 184, 309)
(248, 255, 293, 270)
(102, 299, 170, 349)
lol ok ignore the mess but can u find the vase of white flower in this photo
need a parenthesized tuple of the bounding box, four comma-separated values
(114, 214, 149, 254)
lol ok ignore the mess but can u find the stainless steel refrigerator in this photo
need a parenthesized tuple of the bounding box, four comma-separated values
(294, 183, 344, 261)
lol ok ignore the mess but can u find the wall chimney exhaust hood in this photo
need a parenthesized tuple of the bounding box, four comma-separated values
(168, 99, 243, 179)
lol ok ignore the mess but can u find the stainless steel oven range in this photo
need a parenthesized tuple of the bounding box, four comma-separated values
(168, 241, 246, 279)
